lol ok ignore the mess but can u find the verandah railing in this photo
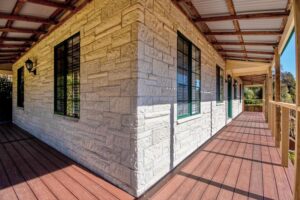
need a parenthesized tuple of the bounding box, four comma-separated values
(268, 101, 298, 167)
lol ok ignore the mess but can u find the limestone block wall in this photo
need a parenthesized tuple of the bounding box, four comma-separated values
(11, 0, 244, 197)
(134, 0, 243, 195)
(12, 0, 142, 195)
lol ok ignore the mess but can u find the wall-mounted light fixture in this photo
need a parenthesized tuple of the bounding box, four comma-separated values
(225, 75, 232, 83)
(25, 58, 36, 75)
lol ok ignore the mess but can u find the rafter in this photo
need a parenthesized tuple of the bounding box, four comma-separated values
(212, 41, 278, 46)
(206, 31, 283, 36)
(224, 0, 248, 60)
(0, 12, 57, 24)
(24, 0, 75, 10)
(194, 12, 289, 22)
(0, 37, 36, 42)
(0, 27, 47, 34)
(225, 55, 273, 61)
(220, 50, 274, 55)
(0, 49, 25, 53)
(0, 44, 30, 48)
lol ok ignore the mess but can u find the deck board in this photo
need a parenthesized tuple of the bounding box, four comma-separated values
(0, 112, 295, 200)
(0, 124, 135, 200)
(144, 112, 294, 200)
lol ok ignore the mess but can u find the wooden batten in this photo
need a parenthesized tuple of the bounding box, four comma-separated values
(195, 12, 289, 22)
(212, 42, 278, 46)
(206, 31, 283, 36)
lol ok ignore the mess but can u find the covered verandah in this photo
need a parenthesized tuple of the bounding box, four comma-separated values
(0, 0, 299, 199)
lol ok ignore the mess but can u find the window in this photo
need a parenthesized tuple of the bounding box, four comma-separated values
(54, 33, 80, 118)
(234, 80, 238, 99)
(17, 67, 24, 107)
(216, 65, 224, 102)
(177, 33, 201, 119)
(239, 84, 242, 102)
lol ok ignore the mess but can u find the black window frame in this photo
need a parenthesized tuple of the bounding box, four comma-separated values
(177, 33, 201, 119)
(233, 79, 238, 100)
(239, 84, 242, 103)
(54, 32, 80, 118)
(216, 65, 224, 102)
(17, 66, 24, 108)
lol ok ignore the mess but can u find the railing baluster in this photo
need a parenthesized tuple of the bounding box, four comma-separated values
(275, 105, 281, 147)
(281, 107, 289, 167)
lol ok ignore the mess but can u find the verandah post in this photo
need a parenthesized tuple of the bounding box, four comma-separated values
(293, 0, 300, 198)
(281, 107, 289, 167)
(274, 47, 281, 147)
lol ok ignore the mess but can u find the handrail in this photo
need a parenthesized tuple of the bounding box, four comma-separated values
(269, 100, 300, 111)
(268, 100, 298, 167)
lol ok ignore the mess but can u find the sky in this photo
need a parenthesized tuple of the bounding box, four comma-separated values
(280, 31, 296, 77)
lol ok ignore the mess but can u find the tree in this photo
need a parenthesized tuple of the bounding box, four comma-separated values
(281, 71, 296, 103)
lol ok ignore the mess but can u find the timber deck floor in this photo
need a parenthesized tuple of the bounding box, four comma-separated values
(144, 112, 294, 200)
(0, 123, 135, 200)
(0, 112, 295, 200)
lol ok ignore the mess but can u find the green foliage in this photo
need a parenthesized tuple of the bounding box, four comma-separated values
(244, 87, 262, 99)
(289, 151, 295, 164)
(244, 99, 263, 105)
(281, 71, 296, 103)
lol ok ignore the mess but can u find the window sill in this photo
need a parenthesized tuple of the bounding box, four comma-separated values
(216, 102, 225, 106)
(53, 114, 79, 122)
(16, 107, 24, 111)
(177, 113, 201, 124)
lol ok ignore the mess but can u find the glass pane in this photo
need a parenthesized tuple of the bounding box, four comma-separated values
(178, 101, 189, 116)
(192, 60, 200, 73)
(192, 45, 199, 61)
(178, 37, 183, 52)
(192, 73, 201, 87)
(177, 51, 183, 67)
(220, 76, 224, 101)
(183, 55, 188, 69)
(184, 42, 189, 54)
(177, 85, 188, 101)
(192, 87, 200, 100)
(192, 101, 200, 114)
(177, 68, 188, 85)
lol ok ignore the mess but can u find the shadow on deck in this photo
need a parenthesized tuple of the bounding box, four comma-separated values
(141, 112, 294, 200)
(0, 124, 135, 200)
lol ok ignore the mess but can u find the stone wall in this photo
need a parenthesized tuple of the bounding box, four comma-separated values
(12, 0, 244, 197)
(12, 0, 142, 195)
(134, 0, 243, 195)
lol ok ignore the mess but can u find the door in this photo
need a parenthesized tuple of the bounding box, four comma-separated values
(0, 76, 12, 122)
(227, 75, 232, 118)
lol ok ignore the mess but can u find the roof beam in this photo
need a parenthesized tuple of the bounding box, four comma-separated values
(0, 27, 47, 34)
(224, 0, 248, 59)
(0, 37, 36, 42)
(225, 55, 273, 61)
(220, 50, 274, 55)
(195, 12, 289, 22)
(24, 0, 75, 10)
(212, 42, 278, 46)
(206, 31, 283, 35)
(0, 12, 57, 25)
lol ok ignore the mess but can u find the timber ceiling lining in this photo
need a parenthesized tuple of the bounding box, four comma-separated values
(0, 0, 90, 65)
(173, 0, 290, 63)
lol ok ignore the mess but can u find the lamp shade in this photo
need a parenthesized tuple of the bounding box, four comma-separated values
(25, 59, 33, 71)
